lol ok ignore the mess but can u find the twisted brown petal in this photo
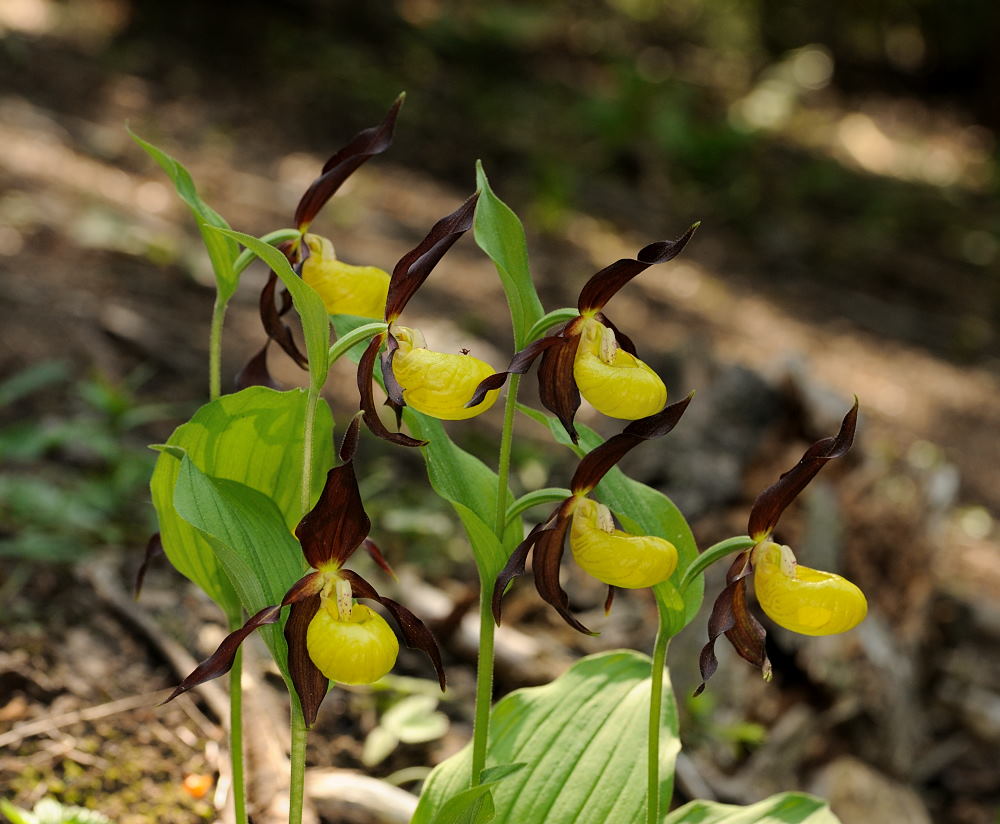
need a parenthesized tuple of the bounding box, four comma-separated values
(604, 585, 617, 615)
(342, 570, 446, 690)
(467, 332, 567, 407)
(747, 399, 859, 541)
(532, 503, 595, 635)
(384, 194, 479, 322)
(538, 335, 582, 443)
(380, 333, 407, 408)
(362, 537, 397, 581)
(162, 605, 282, 704)
(570, 394, 693, 494)
(294, 95, 403, 232)
(295, 459, 371, 569)
(492, 522, 545, 626)
(260, 271, 308, 369)
(285, 594, 329, 727)
(234, 341, 282, 392)
(695, 550, 770, 695)
(133, 532, 164, 600)
(357, 334, 426, 447)
(576, 223, 700, 313)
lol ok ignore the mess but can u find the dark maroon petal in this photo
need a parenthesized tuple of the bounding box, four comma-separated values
(338, 413, 363, 464)
(234, 341, 283, 392)
(466, 332, 567, 407)
(162, 605, 282, 704)
(570, 394, 693, 494)
(362, 537, 397, 581)
(538, 335, 582, 444)
(341, 570, 446, 690)
(695, 551, 770, 695)
(384, 193, 479, 322)
(293, 95, 403, 232)
(295, 461, 371, 568)
(285, 594, 329, 727)
(358, 334, 426, 447)
(380, 334, 407, 408)
(281, 570, 324, 605)
(492, 523, 544, 625)
(747, 399, 859, 540)
(594, 312, 637, 356)
(531, 502, 595, 635)
(133, 532, 164, 600)
(603, 585, 617, 615)
(577, 223, 700, 314)
(260, 271, 308, 370)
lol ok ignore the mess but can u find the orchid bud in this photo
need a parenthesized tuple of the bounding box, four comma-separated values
(573, 318, 666, 420)
(301, 234, 390, 320)
(307, 602, 400, 684)
(752, 542, 867, 636)
(569, 497, 678, 589)
(391, 326, 500, 420)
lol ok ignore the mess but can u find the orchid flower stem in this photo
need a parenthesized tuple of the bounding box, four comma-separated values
(470, 373, 523, 786)
(646, 609, 672, 824)
(288, 695, 308, 824)
(301, 386, 322, 516)
(208, 294, 227, 402)
(229, 645, 247, 824)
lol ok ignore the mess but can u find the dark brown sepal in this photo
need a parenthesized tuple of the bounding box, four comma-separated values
(358, 335, 427, 447)
(538, 334, 582, 443)
(338, 412, 363, 464)
(466, 333, 567, 408)
(162, 605, 282, 704)
(234, 341, 283, 392)
(695, 550, 770, 695)
(342, 570, 446, 690)
(260, 271, 308, 370)
(747, 399, 859, 541)
(362, 537, 397, 581)
(384, 193, 479, 322)
(531, 501, 595, 635)
(570, 394, 693, 494)
(133, 532, 164, 600)
(293, 95, 403, 233)
(492, 523, 544, 625)
(595, 312, 637, 356)
(604, 585, 617, 615)
(284, 594, 329, 727)
(295, 461, 371, 569)
(380, 333, 407, 408)
(576, 223, 700, 314)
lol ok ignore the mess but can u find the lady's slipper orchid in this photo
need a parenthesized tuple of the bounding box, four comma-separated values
(164, 416, 445, 726)
(493, 396, 691, 634)
(468, 224, 698, 442)
(238, 96, 403, 389)
(696, 400, 866, 693)
(356, 194, 501, 445)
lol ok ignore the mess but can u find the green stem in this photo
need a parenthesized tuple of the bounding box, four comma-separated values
(208, 295, 227, 401)
(646, 611, 671, 824)
(229, 646, 247, 824)
(504, 486, 572, 525)
(679, 535, 756, 592)
(288, 695, 308, 824)
(301, 386, 321, 515)
(470, 374, 523, 786)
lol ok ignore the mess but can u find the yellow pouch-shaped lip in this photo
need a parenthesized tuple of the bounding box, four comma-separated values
(306, 602, 399, 684)
(301, 234, 390, 319)
(753, 542, 867, 636)
(391, 329, 500, 420)
(573, 318, 666, 420)
(569, 498, 678, 588)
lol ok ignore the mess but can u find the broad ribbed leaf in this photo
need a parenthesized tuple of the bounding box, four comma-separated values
(518, 405, 702, 628)
(172, 456, 308, 678)
(474, 162, 544, 350)
(413, 651, 679, 824)
(664, 793, 840, 824)
(150, 387, 332, 613)
(213, 229, 331, 391)
(128, 129, 239, 299)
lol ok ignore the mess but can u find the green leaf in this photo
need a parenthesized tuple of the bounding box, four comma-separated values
(381, 695, 449, 743)
(212, 228, 331, 391)
(413, 651, 679, 824)
(663, 793, 840, 824)
(474, 162, 545, 350)
(149, 387, 333, 616)
(128, 129, 239, 299)
(518, 405, 702, 629)
(173, 457, 306, 677)
(413, 764, 526, 824)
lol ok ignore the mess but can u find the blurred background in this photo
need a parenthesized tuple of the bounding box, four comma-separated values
(1, 1, 999, 822)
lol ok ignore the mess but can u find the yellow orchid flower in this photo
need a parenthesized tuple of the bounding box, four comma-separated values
(301, 234, 390, 320)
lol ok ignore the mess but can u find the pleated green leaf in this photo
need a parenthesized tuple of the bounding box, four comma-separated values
(664, 793, 841, 824)
(474, 162, 544, 350)
(518, 404, 702, 630)
(172, 456, 307, 677)
(413, 651, 679, 824)
(149, 387, 333, 616)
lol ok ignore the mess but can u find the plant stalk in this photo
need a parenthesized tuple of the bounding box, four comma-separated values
(208, 295, 227, 402)
(470, 374, 522, 786)
(288, 695, 308, 824)
(646, 617, 671, 824)
(229, 646, 247, 824)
